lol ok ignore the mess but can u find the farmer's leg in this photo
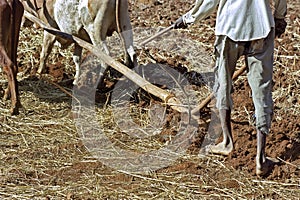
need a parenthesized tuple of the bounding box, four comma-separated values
(207, 36, 244, 155)
(208, 109, 233, 155)
(246, 29, 275, 175)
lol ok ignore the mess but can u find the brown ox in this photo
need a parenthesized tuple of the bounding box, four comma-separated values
(23, 0, 137, 84)
(0, 0, 23, 115)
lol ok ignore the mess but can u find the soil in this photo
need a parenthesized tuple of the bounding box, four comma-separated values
(128, 0, 300, 179)
(0, 0, 299, 199)
(47, 0, 299, 180)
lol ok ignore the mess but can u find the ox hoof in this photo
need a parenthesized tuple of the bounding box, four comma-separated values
(36, 66, 45, 75)
(73, 79, 78, 85)
(204, 143, 233, 156)
(3, 88, 10, 101)
(10, 107, 19, 115)
(10, 101, 22, 115)
(256, 157, 279, 177)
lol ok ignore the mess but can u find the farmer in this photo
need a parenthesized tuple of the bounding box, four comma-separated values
(174, 0, 287, 176)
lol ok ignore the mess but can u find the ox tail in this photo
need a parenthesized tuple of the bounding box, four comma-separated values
(11, 0, 23, 64)
(11, 0, 24, 106)
(115, 0, 121, 34)
(10, 0, 16, 62)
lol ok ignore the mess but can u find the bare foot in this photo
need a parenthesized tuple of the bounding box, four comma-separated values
(204, 142, 233, 156)
(256, 157, 279, 176)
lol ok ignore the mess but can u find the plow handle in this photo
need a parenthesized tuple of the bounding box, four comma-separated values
(139, 24, 175, 47)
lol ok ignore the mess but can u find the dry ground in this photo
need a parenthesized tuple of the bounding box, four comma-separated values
(0, 0, 299, 199)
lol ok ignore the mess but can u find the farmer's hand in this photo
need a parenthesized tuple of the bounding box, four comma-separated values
(174, 17, 188, 29)
(274, 18, 287, 37)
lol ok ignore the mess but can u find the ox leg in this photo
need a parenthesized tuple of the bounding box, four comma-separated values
(2, 60, 20, 115)
(84, 25, 110, 85)
(118, 8, 137, 68)
(98, 40, 111, 83)
(37, 31, 56, 75)
(1, 0, 23, 115)
(206, 109, 234, 155)
(121, 31, 137, 68)
(102, 40, 111, 70)
(73, 43, 83, 85)
(94, 39, 110, 80)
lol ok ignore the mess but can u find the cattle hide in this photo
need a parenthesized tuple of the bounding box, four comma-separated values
(23, 0, 137, 84)
(0, 0, 24, 115)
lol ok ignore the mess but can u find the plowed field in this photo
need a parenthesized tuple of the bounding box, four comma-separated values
(0, 0, 299, 199)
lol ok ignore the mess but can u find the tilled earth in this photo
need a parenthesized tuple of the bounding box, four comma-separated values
(130, 0, 300, 179)
(0, 0, 299, 199)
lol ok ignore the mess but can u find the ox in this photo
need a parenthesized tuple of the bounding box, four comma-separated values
(23, 0, 137, 84)
(0, 0, 23, 115)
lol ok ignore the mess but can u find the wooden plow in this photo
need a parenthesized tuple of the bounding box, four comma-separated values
(24, 11, 247, 115)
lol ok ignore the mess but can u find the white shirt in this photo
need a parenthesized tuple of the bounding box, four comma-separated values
(183, 0, 287, 41)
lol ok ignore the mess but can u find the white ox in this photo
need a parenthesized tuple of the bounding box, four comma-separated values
(23, 0, 137, 84)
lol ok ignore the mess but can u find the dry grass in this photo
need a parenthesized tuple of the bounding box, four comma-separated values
(0, 2, 299, 199)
